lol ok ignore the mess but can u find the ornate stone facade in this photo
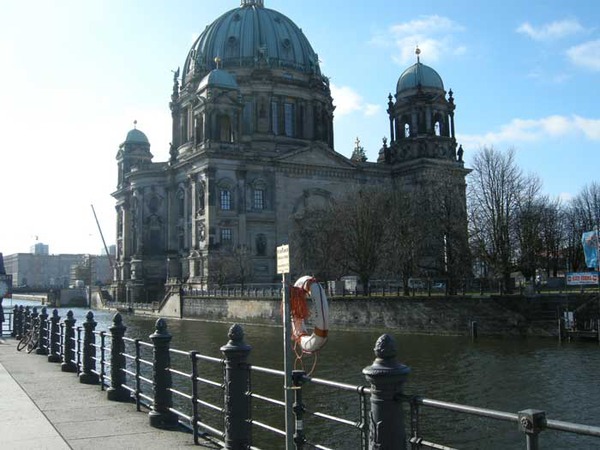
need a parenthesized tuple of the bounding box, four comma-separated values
(111, 1, 469, 303)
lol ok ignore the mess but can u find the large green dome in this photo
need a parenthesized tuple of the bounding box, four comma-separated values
(183, 0, 321, 82)
(396, 62, 444, 95)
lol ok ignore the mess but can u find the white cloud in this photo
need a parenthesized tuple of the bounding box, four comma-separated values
(331, 84, 381, 117)
(458, 114, 600, 149)
(364, 104, 381, 117)
(517, 19, 586, 41)
(567, 39, 600, 71)
(372, 15, 465, 66)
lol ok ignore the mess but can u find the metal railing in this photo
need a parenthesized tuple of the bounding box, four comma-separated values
(8, 305, 600, 449)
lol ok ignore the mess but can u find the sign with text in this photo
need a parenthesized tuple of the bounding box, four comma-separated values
(566, 272, 599, 286)
(277, 245, 290, 274)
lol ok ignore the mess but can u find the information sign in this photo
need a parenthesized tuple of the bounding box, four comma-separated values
(277, 245, 290, 274)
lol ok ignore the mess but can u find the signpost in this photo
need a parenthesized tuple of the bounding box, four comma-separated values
(277, 245, 294, 450)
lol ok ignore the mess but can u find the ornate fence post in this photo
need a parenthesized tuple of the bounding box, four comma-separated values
(79, 311, 99, 384)
(149, 318, 178, 429)
(30, 306, 38, 336)
(107, 313, 130, 402)
(36, 307, 49, 355)
(48, 309, 61, 363)
(220, 324, 252, 449)
(362, 334, 411, 450)
(61, 310, 77, 372)
(11, 305, 19, 338)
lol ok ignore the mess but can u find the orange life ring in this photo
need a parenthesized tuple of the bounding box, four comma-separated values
(291, 276, 329, 353)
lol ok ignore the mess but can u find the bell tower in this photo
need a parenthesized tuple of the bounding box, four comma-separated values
(380, 48, 461, 165)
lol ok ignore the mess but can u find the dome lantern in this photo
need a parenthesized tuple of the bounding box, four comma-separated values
(241, 0, 264, 6)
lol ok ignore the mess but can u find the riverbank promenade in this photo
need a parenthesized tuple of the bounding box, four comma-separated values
(0, 338, 201, 449)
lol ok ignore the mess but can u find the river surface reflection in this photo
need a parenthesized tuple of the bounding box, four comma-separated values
(10, 300, 600, 449)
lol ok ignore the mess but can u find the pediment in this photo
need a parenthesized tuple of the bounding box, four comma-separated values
(277, 146, 356, 169)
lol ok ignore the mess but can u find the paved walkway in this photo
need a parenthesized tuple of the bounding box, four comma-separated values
(0, 337, 214, 449)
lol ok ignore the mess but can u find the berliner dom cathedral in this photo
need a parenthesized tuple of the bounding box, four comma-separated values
(112, 0, 469, 302)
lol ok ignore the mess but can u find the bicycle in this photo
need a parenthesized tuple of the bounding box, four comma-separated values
(17, 319, 40, 353)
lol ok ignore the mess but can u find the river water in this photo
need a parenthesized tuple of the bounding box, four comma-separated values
(8, 300, 600, 449)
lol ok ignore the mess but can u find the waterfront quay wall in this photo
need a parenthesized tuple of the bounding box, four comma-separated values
(161, 294, 580, 336)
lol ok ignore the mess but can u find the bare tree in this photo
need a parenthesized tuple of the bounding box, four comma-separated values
(335, 188, 388, 295)
(381, 190, 421, 295)
(290, 204, 347, 280)
(514, 179, 544, 283)
(468, 147, 534, 292)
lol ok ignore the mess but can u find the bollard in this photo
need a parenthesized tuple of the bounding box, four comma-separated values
(292, 370, 307, 449)
(61, 311, 77, 372)
(220, 324, 252, 449)
(518, 409, 546, 450)
(363, 334, 411, 450)
(48, 309, 61, 363)
(11, 305, 19, 338)
(148, 318, 178, 429)
(79, 311, 99, 384)
(107, 313, 130, 402)
(36, 307, 49, 355)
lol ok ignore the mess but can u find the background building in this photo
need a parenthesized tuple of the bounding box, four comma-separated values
(112, 0, 469, 303)
(3, 250, 113, 289)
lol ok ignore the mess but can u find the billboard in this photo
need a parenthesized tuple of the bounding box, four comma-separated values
(581, 230, 599, 269)
(566, 272, 599, 286)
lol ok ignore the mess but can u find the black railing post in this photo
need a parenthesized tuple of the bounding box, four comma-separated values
(149, 318, 178, 429)
(11, 305, 19, 338)
(79, 311, 99, 384)
(30, 307, 39, 338)
(362, 334, 411, 450)
(48, 309, 61, 363)
(36, 307, 49, 355)
(518, 409, 546, 450)
(107, 313, 130, 402)
(23, 306, 31, 336)
(220, 324, 252, 449)
(61, 311, 77, 372)
(292, 370, 307, 449)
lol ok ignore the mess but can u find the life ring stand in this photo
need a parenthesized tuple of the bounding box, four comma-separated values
(290, 276, 330, 358)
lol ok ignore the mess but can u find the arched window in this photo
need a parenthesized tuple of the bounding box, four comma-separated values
(220, 189, 231, 210)
(242, 101, 254, 134)
(217, 114, 232, 142)
(195, 115, 204, 144)
(434, 121, 441, 136)
(284, 102, 295, 137)
(271, 101, 280, 135)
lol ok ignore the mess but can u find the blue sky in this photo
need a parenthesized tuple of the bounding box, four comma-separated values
(1, 0, 599, 255)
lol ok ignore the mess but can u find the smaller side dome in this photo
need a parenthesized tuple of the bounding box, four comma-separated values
(397, 62, 444, 95)
(197, 68, 239, 92)
(124, 127, 149, 145)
